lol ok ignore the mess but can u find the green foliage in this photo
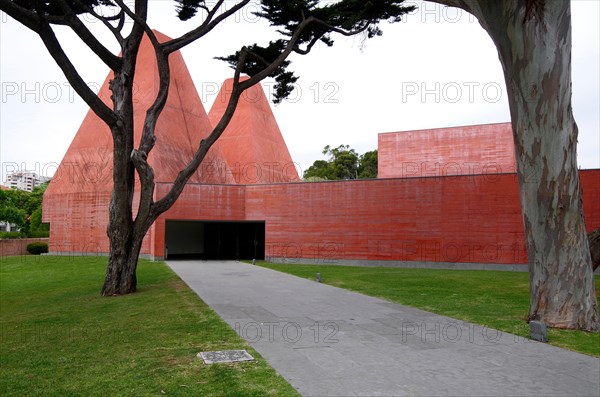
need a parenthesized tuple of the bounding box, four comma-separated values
(174, 0, 205, 20)
(303, 176, 328, 182)
(326, 144, 359, 179)
(303, 159, 334, 180)
(26, 242, 49, 255)
(0, 182, 49, 236)
(27, 230, 50, 238)
(0, 257, 298, 396)
(303, 145, 377, 180)
(358, 150, 378, 179)
(0, 189, 27, 229)
(257, 262, 600, 357)
(216, 40, 299, 104)
(0, 231, 25, 239)
(29, 207, 49, 232)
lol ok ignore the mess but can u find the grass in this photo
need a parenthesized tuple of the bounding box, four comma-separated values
(255, 262, 600, 357)
(0, 256, 299, 397)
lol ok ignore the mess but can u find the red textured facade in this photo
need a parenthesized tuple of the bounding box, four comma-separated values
(44, 31, 233, 255)
(151, 170, 599, 264)
(378, 123, 517, 178)
(209, 78, 300, 184)
(43, 31, 600, 267)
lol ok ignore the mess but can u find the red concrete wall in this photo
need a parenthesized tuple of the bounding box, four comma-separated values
(582, 170, 600, 233)
(151, 170, 600, 265)
(44, 192, 111, 254)
(245, 175, 527, 264)
(0, 238, 49, 257)
(43, 191, 153, 255)
(45, 169, 599, 265)
(378, 123, 516, 178)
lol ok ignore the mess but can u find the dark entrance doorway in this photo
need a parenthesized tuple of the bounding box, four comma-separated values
(165, 220, 265, 260)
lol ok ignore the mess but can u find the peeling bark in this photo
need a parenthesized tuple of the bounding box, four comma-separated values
(425, 0, 599, 330)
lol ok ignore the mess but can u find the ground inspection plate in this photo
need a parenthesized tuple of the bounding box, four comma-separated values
(198, 350, 254, 364)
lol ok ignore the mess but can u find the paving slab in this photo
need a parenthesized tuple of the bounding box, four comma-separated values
(167, 260, 600, 397)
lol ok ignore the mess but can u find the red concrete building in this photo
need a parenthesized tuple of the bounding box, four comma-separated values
(378, 123, 516, 178)
(43, 33, 600, 270)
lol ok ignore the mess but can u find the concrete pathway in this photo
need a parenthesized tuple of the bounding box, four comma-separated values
(167, 260, 600, 397)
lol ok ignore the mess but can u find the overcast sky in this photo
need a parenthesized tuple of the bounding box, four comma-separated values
(0, 1, 598, 183)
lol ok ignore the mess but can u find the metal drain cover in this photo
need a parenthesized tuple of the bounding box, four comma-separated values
(198, 350, 254, 364)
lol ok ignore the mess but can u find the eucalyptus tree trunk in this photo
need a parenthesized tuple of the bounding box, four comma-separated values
(428, 0, 599, 330)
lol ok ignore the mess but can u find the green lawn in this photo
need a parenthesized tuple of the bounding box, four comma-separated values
(256, 262, 600, 357)
(0, 256, 299, 397)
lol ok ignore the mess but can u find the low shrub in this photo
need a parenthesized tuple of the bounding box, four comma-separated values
(26, 242, 49, 255)
(0, 231, 24, 239)
(28, 230, 50, 238)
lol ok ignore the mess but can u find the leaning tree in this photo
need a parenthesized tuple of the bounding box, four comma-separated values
(0, 0, 415, 295)
(425, 0, 599, 331)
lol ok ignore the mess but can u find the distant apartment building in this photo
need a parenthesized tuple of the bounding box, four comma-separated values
(4, 171, 50, 192)
(0, 221, 15, 232)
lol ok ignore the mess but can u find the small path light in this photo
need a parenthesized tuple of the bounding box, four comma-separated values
(316, 273, 321, 283)
(530, 320, 548, 342)
(252, 259, 256, 265)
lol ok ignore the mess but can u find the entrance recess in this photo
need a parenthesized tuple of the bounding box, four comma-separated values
(165, 220, 265, 260)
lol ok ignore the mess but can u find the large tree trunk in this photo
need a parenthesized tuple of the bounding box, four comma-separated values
(431, 1, 599, 330)
(101, 95, 139, 296)
(101, 227, 143, 295)
(101, 31, 145, 296)
(101, 179, 155, 296)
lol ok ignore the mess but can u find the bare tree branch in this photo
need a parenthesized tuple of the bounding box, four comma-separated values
(163, 0, 251, 54)
(113, 0, 169, 162)
(119, 0, 148, 88)
(151, 50, 249, 215)
(35, 21, 119, 126)
(120, 0, 252, 221)
(152, 13, 351, 215)
(54, 0, 121, 70)
(293, 34, 322, 55)
(112, 0, 171, 227)
(113, 0, 158, 49)
(241, 16, 326, 89)
(0, 0, 45, 31)
(130, 149, 155, 231)
(292, 17, 373, 55)
(72, 0, 126, 45)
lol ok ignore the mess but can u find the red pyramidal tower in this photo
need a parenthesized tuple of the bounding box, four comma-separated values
(44, 30, 232, 254)
(209, 78, 300, 184)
